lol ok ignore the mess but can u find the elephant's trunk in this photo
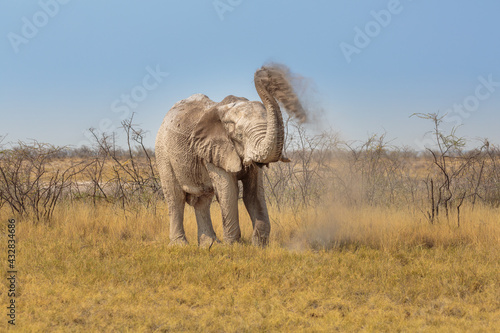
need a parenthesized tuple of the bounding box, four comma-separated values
(251, 64, 306, 164)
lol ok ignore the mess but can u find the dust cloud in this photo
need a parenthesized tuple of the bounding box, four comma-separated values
(254, 63, 309, 123)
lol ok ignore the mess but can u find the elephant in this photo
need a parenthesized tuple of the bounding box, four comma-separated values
(155, 64, 306, 247)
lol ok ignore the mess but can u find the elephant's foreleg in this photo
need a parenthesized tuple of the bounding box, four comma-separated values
(193, 194, 219, 247)
(206, 163, 241, 244)
(242, 166, 270, 246)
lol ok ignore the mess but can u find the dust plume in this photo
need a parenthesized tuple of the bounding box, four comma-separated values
(254, 63, 308, 123)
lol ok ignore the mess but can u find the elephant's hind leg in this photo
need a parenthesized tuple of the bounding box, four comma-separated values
(160, 163, 188, 245)
(167, 192, 187, 245)
(192, 194, 219, 248)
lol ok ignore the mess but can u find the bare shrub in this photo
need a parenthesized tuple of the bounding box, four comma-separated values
(264, 118, 339, 212)
(0, 141, 89, 221)
(412, 113, 496, 226)
(481, 141, 500, 206)
(340, 133, 421, 207)
(264, 121, 421, 211)
(86, 115, 162, 210)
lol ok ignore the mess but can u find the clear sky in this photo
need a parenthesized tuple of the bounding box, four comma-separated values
(1, 0, 500, 150)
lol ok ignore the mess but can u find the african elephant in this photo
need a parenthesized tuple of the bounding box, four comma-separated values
(155, 64, 306, 246)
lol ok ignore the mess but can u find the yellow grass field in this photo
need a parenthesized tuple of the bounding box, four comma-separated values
(1, 200, 498, 332)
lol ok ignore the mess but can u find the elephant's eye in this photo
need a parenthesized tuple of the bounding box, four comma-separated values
(226, 122, 235, 134)
(234, 133, 243, 142)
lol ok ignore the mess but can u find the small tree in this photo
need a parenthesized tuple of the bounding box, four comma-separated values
(88, 114, 162, 210)
(412, 112, 487, 226)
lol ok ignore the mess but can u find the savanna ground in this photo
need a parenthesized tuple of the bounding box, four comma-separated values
(1, 115, 499, 331)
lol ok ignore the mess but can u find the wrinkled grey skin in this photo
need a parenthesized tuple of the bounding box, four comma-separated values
(155, 64, 306, 247)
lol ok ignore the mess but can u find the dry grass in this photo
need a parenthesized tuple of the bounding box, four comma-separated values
(1, 200, 499, 332)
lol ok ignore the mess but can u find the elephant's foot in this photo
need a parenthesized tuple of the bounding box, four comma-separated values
(251, 220, 270, 247)
(198, 234, 219, 249)
(168, 236, 188, 246)
(223, 235, 241, 245)
(252, 231, 269, 247)
(222, 227, 242, 245)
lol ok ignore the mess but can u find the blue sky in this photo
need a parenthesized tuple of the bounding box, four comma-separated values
(1, 0, 499, 150)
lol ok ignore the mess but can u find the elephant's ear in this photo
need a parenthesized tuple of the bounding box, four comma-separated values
(191, 107, 242, 173)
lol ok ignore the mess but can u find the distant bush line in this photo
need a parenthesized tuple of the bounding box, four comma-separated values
(1, 113, 499, 226)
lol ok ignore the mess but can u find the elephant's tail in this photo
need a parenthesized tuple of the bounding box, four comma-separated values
(254, 63, 307, 123)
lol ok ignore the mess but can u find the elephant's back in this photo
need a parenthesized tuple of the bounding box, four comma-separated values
(156, 94, 214, 150)
(162, 94, 216, 134)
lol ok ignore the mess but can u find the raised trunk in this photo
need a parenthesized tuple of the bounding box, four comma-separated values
(251, 69, 285, 164)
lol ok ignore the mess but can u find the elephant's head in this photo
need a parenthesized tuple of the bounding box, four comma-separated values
(191, 64, 306, 173)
